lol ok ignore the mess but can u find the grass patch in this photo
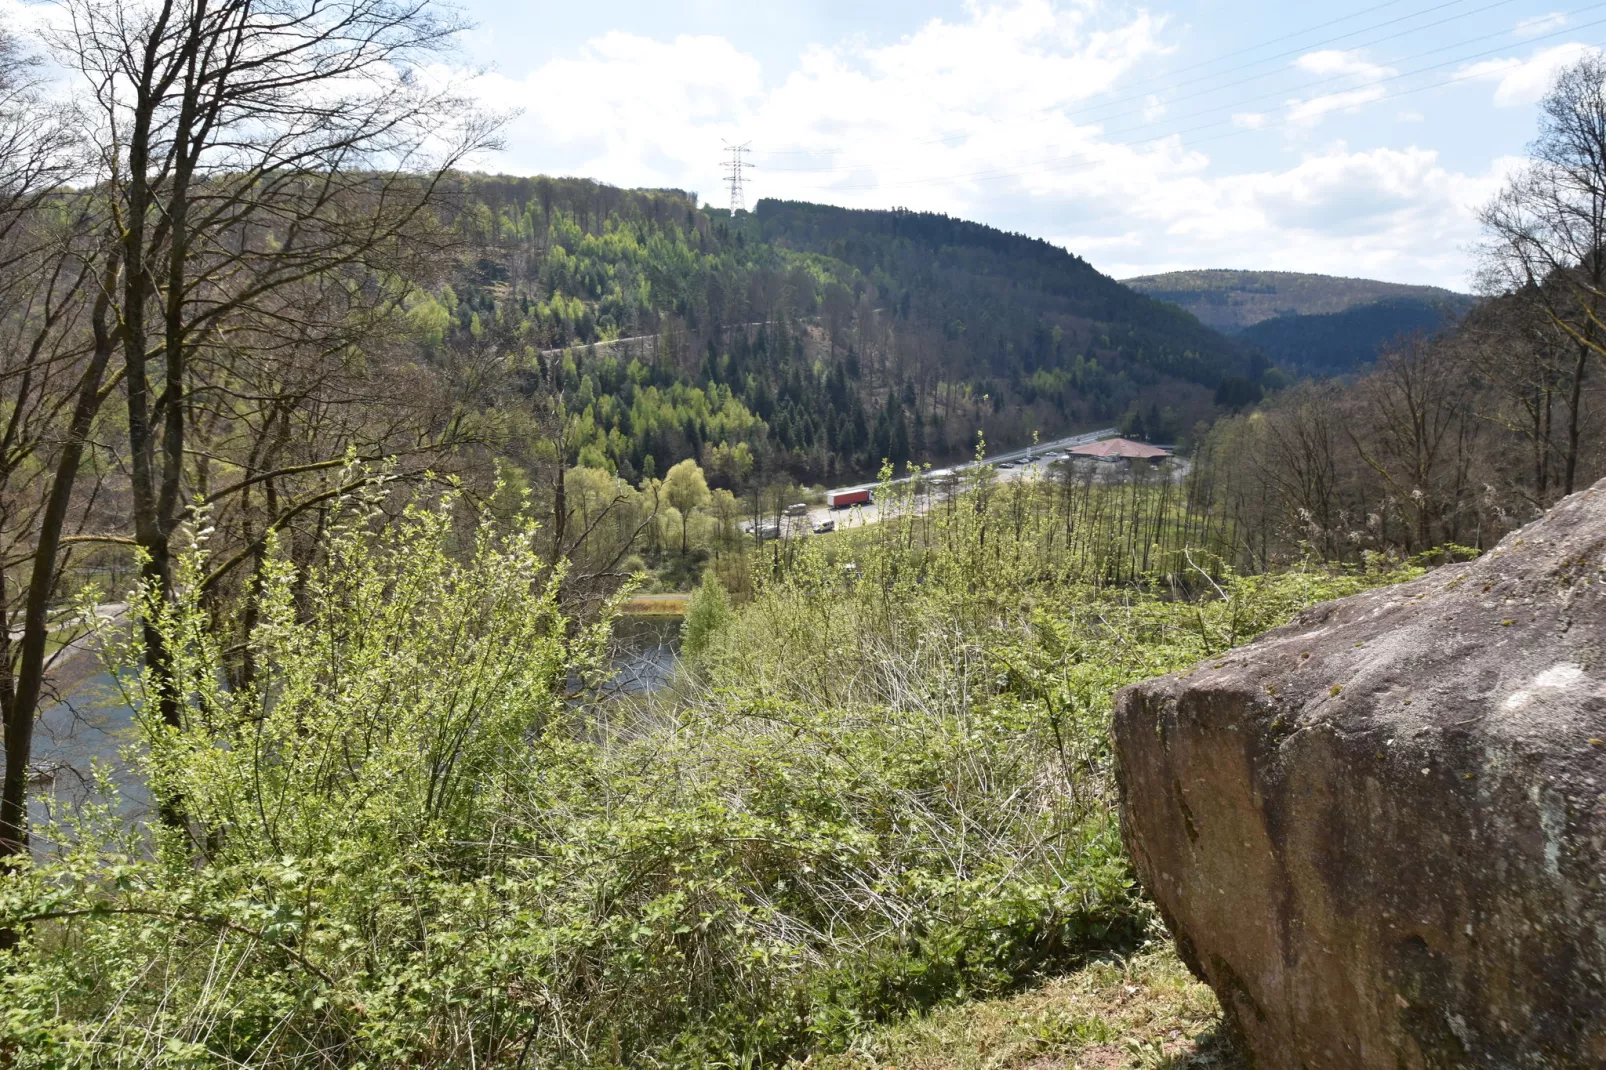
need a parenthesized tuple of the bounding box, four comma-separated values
(813, 943, 1244, 1070)
(619, 592, 690, 615)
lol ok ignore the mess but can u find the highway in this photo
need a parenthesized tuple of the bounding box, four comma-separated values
(751, 427, 1121, 538)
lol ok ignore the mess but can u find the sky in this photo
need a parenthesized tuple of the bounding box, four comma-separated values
(429, 0, 1604, 290)
(7, 0, 1600, 288)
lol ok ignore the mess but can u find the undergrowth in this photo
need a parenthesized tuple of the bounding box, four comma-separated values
(0, 472, 1419, 1067)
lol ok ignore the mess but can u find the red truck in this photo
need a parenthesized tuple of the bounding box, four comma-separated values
(828, 488, 872, 509)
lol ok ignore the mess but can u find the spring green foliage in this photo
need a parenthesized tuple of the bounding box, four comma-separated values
(0, 472, 1419, 1067)
(662, 458, 712, 553)
(680, 570, 733, 663)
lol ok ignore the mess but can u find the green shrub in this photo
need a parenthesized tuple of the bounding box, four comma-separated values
(679, 570, 733, 663)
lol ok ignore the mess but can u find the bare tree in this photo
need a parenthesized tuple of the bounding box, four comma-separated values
(1253, 381, 1348, 559)
(1480, 54, 1606, 496)
(0, 30, 118, 872)
(52, 0, 500, 771)
(1458, 293, 1578, 510)
(1346, 334, 1480, 553)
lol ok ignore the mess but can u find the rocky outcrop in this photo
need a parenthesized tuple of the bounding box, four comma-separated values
(1113, 480, 1606, 1069)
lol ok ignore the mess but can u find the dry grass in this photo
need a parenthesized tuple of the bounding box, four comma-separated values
(810, 944, 1244, 1070)
(619, 592, 690, 615)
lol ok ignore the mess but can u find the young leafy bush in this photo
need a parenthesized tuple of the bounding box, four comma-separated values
(679, 568, 733, 664)
(0, 496, 611, 1066)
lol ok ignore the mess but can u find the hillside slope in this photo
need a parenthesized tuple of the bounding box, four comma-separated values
(752, 200, 1247, 390)
(1123, 268, 1474, 376)
(1235, 296, 1465, 376)
(429, 177, 1248, 483)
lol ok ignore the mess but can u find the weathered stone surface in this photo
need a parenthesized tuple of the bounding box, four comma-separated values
(1113, 480, 1606, 1069)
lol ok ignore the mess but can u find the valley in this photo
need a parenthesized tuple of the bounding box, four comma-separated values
(0, 4, 1602, 1068)
(1125, 268, 1476, 376)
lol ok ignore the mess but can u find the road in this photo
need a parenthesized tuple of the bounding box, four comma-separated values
(749, 427, 1121, 539)
(536, 320, 776, 359)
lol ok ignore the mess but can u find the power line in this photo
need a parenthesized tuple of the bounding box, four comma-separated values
(751, 0, 1515, 161)
(1032, 0, 1509, 122)
(763, 9, 1585, 174)
(720, 140, 752, 213)
(918, 0, 1520, 148)
(785, 29, 1606, 193)
(762, 7, 1605, 184)
(1131, 0, 1419, 82)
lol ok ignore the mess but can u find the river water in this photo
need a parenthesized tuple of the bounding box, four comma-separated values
(607, 614, 682, 694)
(25, 615, 683, 838)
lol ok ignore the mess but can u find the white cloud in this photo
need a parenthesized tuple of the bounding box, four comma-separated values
(465, 32, 763, 184)
(1286, 86, 1388, 126)
(460, 0, 1531, 288)
(477, 0, 1171, 209)
(1281, 50, 1394, 128)
(1085, 146, 1513, 287)
(1459, 43, 1601, 107)
(1295, 50, 1394, 82)
(1515, 12, 1569, 38)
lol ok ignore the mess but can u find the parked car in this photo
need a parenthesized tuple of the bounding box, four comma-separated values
(754, 523, 782, 540)
(997, 461, 1016, 469)
(812, 519, 835, 534)
(785, 502, 809, 517)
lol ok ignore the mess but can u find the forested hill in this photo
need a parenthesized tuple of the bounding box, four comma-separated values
(1122, 269, 1473, 332)
(1234, 297, 1465, 377)
(748, 199, 1247, 390)
(432, 175, 1248, 485)
(1122, 268, 1475, 377)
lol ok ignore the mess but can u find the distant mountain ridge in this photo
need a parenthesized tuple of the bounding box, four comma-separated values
(1121, 269, 1473, 334)
(1122, 269, 1476, 376)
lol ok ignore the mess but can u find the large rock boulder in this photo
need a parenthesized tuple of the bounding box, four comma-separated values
(1113, 481, 1606, 1069)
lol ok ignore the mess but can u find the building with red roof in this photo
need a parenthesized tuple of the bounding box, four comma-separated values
(1066, 437, 1173, 461)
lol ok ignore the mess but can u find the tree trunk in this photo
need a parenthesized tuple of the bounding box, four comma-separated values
(1564, 343, 1588, 495)
(1, 285, 116, 870)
